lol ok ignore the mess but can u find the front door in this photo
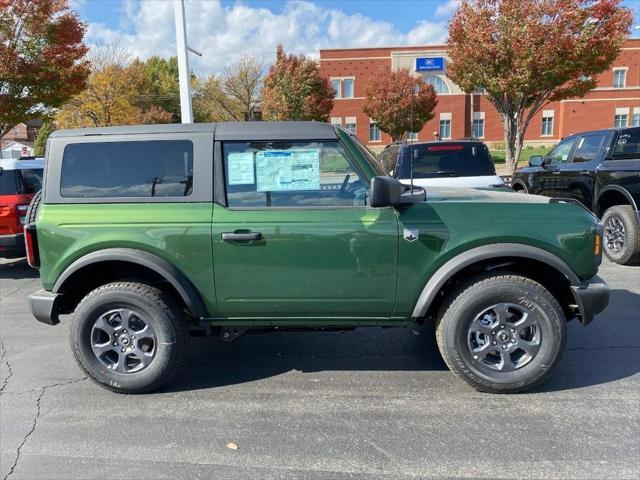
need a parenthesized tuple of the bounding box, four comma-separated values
(547, 132, 610, 209)
(533, 136, 578, 197)
(211, 139, 398, 321)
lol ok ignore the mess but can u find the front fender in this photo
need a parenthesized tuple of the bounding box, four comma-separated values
(411, 243, 582, 318)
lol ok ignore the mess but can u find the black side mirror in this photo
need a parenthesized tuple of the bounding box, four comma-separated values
(370, 176, 402, 207)
(529, 155, 544, 167)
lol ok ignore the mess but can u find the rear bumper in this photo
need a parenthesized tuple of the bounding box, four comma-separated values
(0, 233, 25, 258)
(570, 276, 610, 326)
(28, 290, 61, 326)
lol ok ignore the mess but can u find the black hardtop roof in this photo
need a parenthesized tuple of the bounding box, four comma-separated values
(50, 121, 338, 141)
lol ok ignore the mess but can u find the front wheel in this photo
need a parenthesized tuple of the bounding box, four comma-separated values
(436, 272, 566, 393)
(70, 282, 186, 394)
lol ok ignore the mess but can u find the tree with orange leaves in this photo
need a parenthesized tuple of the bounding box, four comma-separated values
(447, 0, 633, 173)
(0, 0, 90, 137)
(363, 69, 438, 142)
(262, 45, 334, 121)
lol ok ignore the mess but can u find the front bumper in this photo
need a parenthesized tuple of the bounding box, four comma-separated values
(28, 290, 62, 325)
(570, 276, 610, 325)
(0, 233, 25, 258)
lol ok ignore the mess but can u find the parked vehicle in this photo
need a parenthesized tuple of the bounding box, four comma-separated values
(0, 157, 43, 258)
(512, 127, 640, 265)
(378, 140, 505, 188)
(26, 122, 608, 394)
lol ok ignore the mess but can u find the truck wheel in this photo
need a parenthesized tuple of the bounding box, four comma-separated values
(70, 282, 185, 394)
(435, 272, 566, 394)
(602, 205, 640, 265)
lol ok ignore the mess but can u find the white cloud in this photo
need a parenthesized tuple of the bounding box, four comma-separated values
(435, 0, 460, 17)
(84, 0, 448, 74)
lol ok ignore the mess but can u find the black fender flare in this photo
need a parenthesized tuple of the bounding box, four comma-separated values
(595, 184, 638, 216)
(411, 243, 581, 318)
(53, 248, 208, 319)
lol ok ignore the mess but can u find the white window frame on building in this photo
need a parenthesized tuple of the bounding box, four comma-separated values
(614, 107, 629, 128)
(632, 107, 640, 127)
(331, 79, 341, 99)
(439, 113, 452, 139)
(423, 75, 450, 94)
(541, 110, 554, 137)
(330, 77, 355, 99)
(472, 112, 485, 138)
(344, 116, 357, 134)
(613, 68, 627, 89)
(330, 117, 342, 126)
(369, 120, 381, 142)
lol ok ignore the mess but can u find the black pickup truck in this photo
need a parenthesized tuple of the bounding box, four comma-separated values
(512, 126, 640, 265)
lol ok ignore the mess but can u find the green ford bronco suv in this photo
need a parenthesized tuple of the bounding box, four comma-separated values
(25, 122, 609, 394)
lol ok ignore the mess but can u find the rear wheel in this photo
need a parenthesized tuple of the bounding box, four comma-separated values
(436, 272, 566, 393)
(602, 205, 640, 265)
(71, 282, 186, 394)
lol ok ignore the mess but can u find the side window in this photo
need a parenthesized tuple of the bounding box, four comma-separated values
(572, 134, 607, 163)
(223, 141, 367, 208)
(612, 129, 640, 159)
(61, 141, 193, 198)
(546, 138, 577, 166)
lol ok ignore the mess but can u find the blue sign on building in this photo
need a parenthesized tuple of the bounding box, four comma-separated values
(415, 57, 445, 72)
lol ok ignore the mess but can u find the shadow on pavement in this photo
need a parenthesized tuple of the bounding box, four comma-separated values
(166, 322, 449, 393)
(0, 257, 39, 280)
(164, 288, 640, 394)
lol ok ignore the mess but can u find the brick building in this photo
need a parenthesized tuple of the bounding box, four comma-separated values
(0, 120, 42, 158)
(319, 38, 640, 150)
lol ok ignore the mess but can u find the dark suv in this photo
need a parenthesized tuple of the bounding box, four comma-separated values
(26, 122, 608, 394)
(512, 127, 640, 264)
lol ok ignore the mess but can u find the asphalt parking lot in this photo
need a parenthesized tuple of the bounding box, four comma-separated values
(0, 257, 639, 480)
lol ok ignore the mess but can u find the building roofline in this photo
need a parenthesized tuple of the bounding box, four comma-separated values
(320, 44, 447, 54)
(320, 36, 639, 54)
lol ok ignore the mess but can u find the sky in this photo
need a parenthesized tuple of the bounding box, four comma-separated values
(73, 0, 640, 74)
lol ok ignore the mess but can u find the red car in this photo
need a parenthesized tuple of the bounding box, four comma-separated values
(0, 157, 44, 258)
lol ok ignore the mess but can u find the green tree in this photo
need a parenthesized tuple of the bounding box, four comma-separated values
(262, 45, 334, 121)
(0, 0, 90, 137)
(33, 120, 53, 156)
(447, 0, 633, 173)
(138, 56, 181, 122)
(193, 75, 244, 122)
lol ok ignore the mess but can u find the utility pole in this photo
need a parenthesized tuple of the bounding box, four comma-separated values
(174, 0, 193, 123)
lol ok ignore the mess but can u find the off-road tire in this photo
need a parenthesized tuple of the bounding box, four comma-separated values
(25, 189, 42, 224)
(71, 282, 186, 394)
(435, 272, 566, 394)
(602, 205, 640, 265)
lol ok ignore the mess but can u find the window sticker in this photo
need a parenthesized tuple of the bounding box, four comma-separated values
(227, 152, 255, 185)
(255, 149, 320, 192)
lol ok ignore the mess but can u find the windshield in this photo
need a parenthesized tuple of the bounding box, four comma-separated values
(396, 143, 495, 179)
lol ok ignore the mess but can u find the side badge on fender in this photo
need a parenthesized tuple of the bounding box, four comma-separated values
(403, 227, 419, 242)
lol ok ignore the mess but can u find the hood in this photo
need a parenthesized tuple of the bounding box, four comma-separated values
(424, 186, 550, 204)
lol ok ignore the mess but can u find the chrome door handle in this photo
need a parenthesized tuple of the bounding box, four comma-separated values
(221, 232, 262, 241)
